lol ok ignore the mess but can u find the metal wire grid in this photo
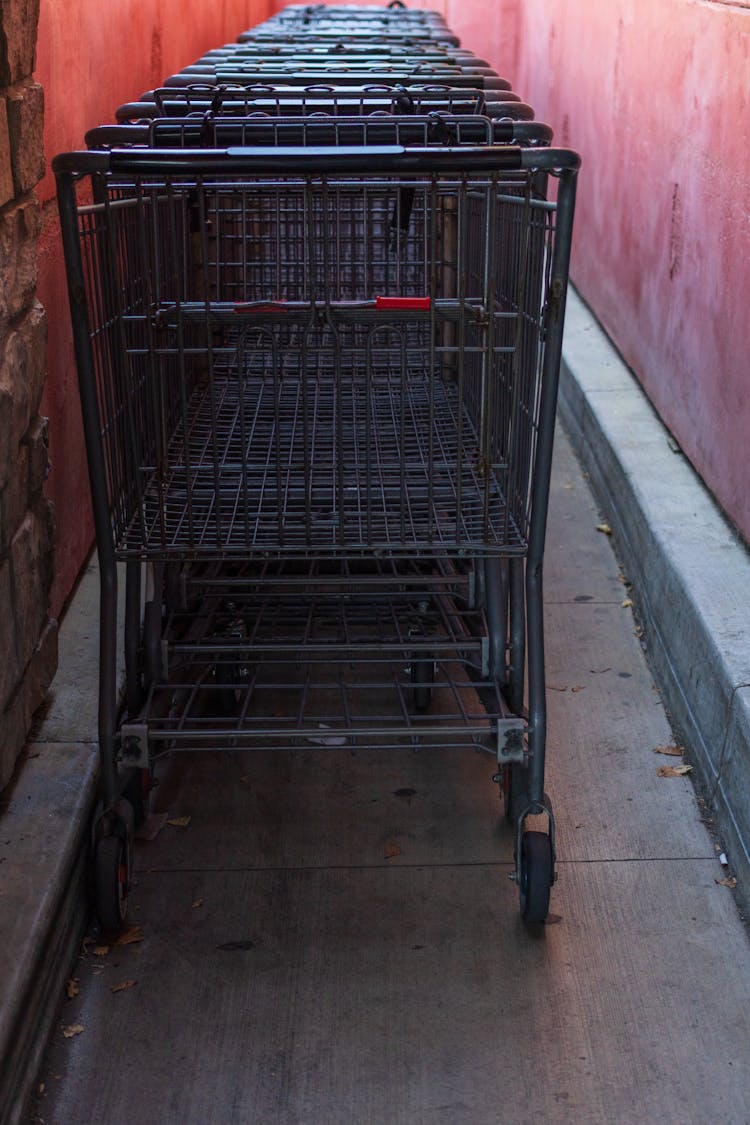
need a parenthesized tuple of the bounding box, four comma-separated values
(124, 353, 519, 555)
(76, 166, 554, 558)
(198, 181, 433, 301)
(238, 28, 459, 43)
(257, 16, 453, 37)
(141, 115, 497, 151)
(197, 44, 476, 61)
(138, 558, 504, 753)
(190, 60, 473, 77)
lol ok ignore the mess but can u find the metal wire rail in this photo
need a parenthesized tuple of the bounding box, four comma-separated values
(128, 558, 507, 755)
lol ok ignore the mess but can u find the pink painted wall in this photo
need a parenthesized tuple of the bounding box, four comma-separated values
(34, 0, 750, 616)
(35, 0, 272, 614)
(511, 0, 750, 541)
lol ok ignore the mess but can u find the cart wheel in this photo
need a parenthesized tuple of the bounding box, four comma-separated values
(411, 657, 434, 713)
(94, 833, 130, 933)
(503, 763, 528, 824)
(519, 830, 553, 923)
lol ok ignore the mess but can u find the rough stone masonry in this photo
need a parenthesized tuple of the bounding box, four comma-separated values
(0, 0, 58, 790)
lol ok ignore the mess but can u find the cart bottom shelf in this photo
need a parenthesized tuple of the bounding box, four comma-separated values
(131, 563, 509, 755)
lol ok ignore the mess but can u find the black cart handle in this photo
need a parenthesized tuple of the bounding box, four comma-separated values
(54, 145, 580, 177)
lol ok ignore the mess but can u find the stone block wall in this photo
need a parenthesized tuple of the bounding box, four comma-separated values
(0, 0, 58, 790)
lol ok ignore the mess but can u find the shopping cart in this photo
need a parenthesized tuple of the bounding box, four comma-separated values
(194, 44, 490, 65)
(115, 84, 530, 122)
(86, 115, 554, 152)
(54, 137, 578, 930)
(247, 3, 457, 33)
(171, 55, 499, 79)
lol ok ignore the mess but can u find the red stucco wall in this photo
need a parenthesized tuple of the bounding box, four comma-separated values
(35, 0, 271, 614)
(34, 0, 750, 616)
(512, 0, 750, 541)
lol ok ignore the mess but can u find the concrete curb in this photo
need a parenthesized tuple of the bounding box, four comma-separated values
(558, 287, 750, 910)
(0, 743, 97, 1125)
(0, 556, 122, 1125)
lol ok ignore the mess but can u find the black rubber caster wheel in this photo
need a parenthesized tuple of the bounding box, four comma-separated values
(95, 833, 130, 933)
(411, 657, 435, 713)
(519, 830, 553, 923)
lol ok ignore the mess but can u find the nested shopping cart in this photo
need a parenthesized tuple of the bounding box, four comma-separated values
(86, 114, 553, 153)
(54, 137, 578, 930)
(115, 83, 532, 122)
(243, 2, 458, 40)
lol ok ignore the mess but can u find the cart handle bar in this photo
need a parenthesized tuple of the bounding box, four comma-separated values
(53, 144, 580, 176)
(83, 119, 555, 150)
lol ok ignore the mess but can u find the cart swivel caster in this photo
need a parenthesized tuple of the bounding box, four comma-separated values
(93, 801, 134, 933)
(518, 830, 554, 923)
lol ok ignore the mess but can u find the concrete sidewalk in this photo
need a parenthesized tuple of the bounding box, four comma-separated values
(16, 428, 750, 1125)
(559, 288, 750, 914)
(2, 292, 750, 1123)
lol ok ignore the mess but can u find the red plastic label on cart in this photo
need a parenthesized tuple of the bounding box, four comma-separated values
(375, 296, 431, 310)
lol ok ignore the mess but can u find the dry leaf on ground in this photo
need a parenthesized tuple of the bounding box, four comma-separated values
(110, 980, 137, 994)
(657, 764, 693, 778)
(621, 598, 634, 609)
(385, 842, 402, 859)
(653, 745, 684, 757)
(596, 523, 612, 535)
(62, 1024, 84, 1039)
(65, 979, 80, 999)
(715, 876, 738, 889)
(93, 946, 110, 957)
(167, 816, 192, 828)
(114, 926, 143, 946)
(192, 899, 204, 909)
